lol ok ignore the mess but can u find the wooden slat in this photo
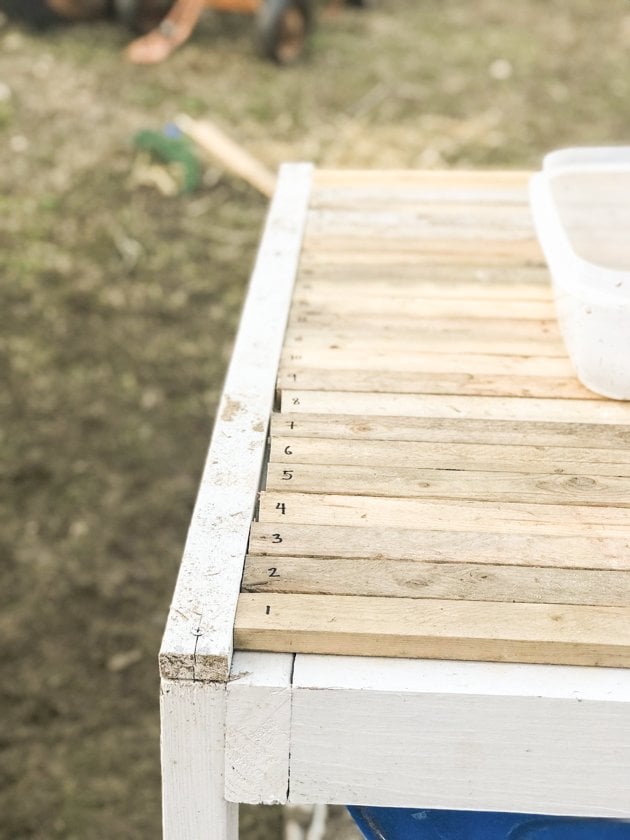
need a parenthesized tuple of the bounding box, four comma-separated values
(284, 333, 566, 358)
(305, 205, 534, 238)
(297, 261, 549, 286)
(311, 169, 531, 190)
(287, 315, 561, 338)
(281, 390, 630, 424)
(234, 593, 630, 667)
(296, 263, 550, 287)
(277, 369, 595, 400)
(248, 523, 630, 571)
(299, 238, 541, 264)
(270, 414, 630, 449)
(302, 235, 533, 250)
(292, 295, 556, 319)
(296, 277, 551, 302)
(257, 492, 630, 537)
(280, 351, 572, 376)
(264, 462, 630, 507)
(242, 556, 630, 607)
(269, 437, 630, 476)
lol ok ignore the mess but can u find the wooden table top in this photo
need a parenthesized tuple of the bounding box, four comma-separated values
(232, 168, 630, 668)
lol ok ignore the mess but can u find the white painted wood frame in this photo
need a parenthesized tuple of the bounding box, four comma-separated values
(159, 163, 313, 682)
(161, 679, 238, 840)
(225, 651, 294, 805)
(223, 653, 630, 819)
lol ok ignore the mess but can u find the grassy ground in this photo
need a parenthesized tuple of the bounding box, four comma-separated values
(2, 1, 630, 837)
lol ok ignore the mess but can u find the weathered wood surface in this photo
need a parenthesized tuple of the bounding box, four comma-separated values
(270, 413, 630, 448)
(248, 523, 630, 571)
(257, 492, 630, 536)
(242, 556, 630, 607)
(234, 168, 630, 668)
(280, 390, 630, 423)
(234, 594, 630, 667)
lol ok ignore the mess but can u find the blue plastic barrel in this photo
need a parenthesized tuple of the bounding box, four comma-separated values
(348, 806, 630, 839)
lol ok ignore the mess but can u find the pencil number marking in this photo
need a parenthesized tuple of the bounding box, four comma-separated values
(276, 502, 286, 515)
(272, 533, 283, 544)
(268, 567, 280, 578)
(281, 470, 293, 481)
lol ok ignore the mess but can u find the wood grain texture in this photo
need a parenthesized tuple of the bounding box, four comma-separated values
(239, 171, 630, 668)
(280, 389, 630, 423)
(257, 492, 630, 537)
(291, 296, 556, 320)
(270, 413, 630, 449)
(311, 169, 531, 190)
(264, 462, 630, 506)
(269, 436, 630, 475)
(242, 555, 630, 607)
(284, 330, 567, 358)
(296, 277, 552, 302)
(234, 593, 630, 667)
(249, 522, 630, 571)
(277, 368, 594, 399)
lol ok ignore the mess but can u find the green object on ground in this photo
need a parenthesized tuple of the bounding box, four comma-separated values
(133, 128, 202, 193)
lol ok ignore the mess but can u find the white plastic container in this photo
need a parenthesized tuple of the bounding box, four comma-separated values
(530, 147, 630, 399)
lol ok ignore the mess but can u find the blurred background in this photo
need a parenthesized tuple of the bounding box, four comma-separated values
(2, 1, 630, 837)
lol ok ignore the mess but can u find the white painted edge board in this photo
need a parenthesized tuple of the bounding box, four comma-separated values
(225, 652, 293, 804)
(159, 163, 313, 682)
(287, 655, 630, 817)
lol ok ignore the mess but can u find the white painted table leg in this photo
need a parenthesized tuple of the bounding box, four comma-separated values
(161, 679, 238, 840)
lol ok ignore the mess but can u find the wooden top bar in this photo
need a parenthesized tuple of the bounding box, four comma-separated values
(234, 168, 630, 669)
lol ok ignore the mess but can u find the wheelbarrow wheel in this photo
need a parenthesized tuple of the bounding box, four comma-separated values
(255, 0, 313, 65)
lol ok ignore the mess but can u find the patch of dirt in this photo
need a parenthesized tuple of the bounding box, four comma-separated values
(1, 1, 630, 837)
